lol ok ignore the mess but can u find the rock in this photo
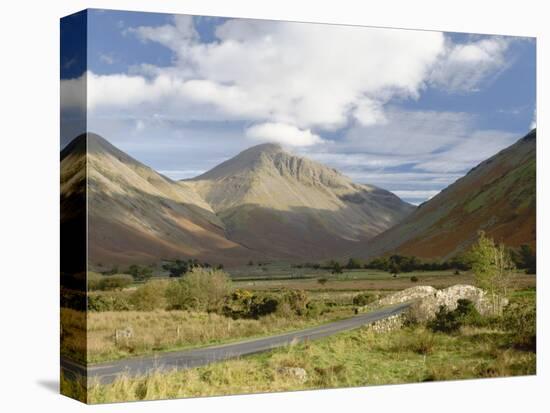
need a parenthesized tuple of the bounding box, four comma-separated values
(277, 367, 308, 383)
(114, 326, 134, 343)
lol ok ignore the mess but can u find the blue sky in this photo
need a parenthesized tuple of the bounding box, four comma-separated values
(61, 9, 536, 204)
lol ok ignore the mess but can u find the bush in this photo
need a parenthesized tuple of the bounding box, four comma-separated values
(101, 274, 134, 291)
(317, 278, 328, 285)
(410, 276, 419, 282)
(352, 292, 376, 306)
(224, 289, 282, 319)
(306, 301, 325, 317)
(87, 272, 105, 291)
(428, 305, 461, 333)
(130, 280, 168, 311)
(87, 294, 132, 312)
(88, 273, 133, 291)
(162, 259, 199, 277)
(502, 302, 536, 350)
(281, 289, 309, 316)
(428, 299, 481, 333)
(346, 258, 363, 270)
(165, 268, 232, 312)
(128, 265, 153, 281)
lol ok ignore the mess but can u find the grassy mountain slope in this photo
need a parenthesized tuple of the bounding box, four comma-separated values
(186, 143, 414, 260)
(361, 129, 536, 260)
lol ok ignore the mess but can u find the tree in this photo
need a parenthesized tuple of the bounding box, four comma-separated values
(128, 264, 153, 281)
(518, 244, 536, 274)
(165, 267, 232, 312)
(346, 257, 362, 270)
(162, 260, 192, 277)
(331, 262, 343, 275)
(469, 231, 514, 315)
(130, 280, 167, 311)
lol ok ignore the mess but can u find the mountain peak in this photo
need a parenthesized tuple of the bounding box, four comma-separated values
(244, 142, 284, 154)
(191, 142, 288, 181)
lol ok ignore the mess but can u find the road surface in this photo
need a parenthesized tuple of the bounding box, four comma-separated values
(61, 302, 410, 384)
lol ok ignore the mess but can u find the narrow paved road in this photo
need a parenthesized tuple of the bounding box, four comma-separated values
(62, 302, 410, 384)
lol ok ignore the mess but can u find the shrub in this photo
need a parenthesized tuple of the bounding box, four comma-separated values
(281, 289, 309, 316)
(453, 299, 482, 325)
(502, 302, 536, 350)
(428, 299, 481, 333)
(162, 259, 198, 277)
(88, 273, 133, 291)
(87, 294, 132, 312)
(428, 305, 461, 333)
(410, 276, 419, 282)
(346, 258, 363, 269)
(317, 278, 328, 285)
(128, 264, 153, 281)
(225, 289, 281, 319)
(87, 272, 105, 291)
(101, 274, 134, 291)
(165, 268, 232, 312)
(352, 292, 376, 306)
(306, 301, 325, 317)
(130, 280, 168, 311)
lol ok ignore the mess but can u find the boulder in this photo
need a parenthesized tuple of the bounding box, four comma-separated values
(277, 367, 308, 383)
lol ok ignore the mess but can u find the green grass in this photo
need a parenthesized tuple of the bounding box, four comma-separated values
(77, 322, 535, 403)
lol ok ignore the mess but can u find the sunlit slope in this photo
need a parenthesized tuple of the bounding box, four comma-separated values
(186, 143, 414, 260)
(63, 134, 256, 267)
(361, 129, 536, 260)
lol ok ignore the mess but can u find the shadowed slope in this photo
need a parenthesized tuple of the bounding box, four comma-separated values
(62, 133, 258, 267)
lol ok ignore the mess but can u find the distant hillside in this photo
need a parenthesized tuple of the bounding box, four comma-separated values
(61, 134, 413, 267)
(359, 129, 536, 260)
(186, 143, 414, 260)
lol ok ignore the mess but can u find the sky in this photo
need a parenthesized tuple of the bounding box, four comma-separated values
(61, 9, 536, 204)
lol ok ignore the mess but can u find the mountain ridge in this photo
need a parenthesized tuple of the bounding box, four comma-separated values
(61, 134, 414, 266)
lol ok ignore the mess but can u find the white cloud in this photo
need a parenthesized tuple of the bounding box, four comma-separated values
(430, 37, 511, 92)
(344, 108, 472, 156)
(245, 122, 324, 147)
(61, 16, 527, 204)
(75, 18, 451, 131)
(62, 17, 516, 147)
(413, 129, 518, 173)
(99, 53, 115, 65)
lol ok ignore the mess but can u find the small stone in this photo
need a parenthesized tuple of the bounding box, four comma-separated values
(277, 367, 308, 383)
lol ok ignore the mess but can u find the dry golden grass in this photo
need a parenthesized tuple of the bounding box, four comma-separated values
(61, 307, 352, 363)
